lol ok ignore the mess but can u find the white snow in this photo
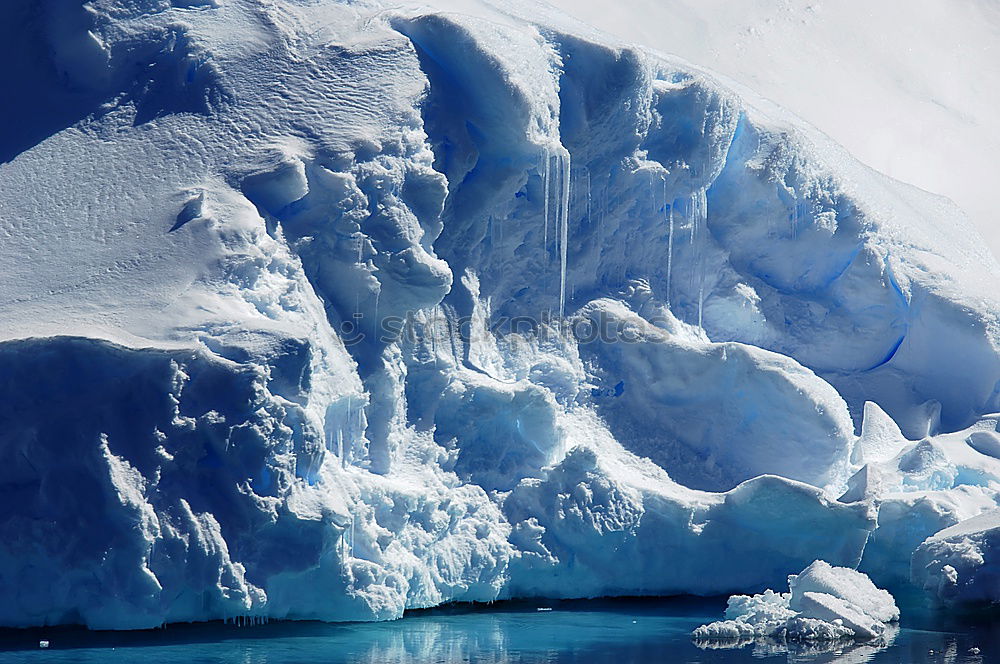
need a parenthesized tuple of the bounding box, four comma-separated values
(545, 0, 1000, 261)
(1, 0, 1000, 629)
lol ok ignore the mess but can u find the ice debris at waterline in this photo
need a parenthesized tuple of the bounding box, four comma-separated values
(4, 0, 1000, 630)
(693, 561, 899, 642)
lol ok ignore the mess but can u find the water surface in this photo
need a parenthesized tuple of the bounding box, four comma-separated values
(0, 597, 995, 663)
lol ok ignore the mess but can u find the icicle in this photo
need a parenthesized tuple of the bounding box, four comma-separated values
(604, 184, 609, 232)
(696, 188, 707, 330)
(343, 395, 352, 468)
(664, 177, 673, 309)
(598, 181, 604, 234)
(698, 281, 704, 330)
(558, 149, 571, 320)
(598, 182, 604, 233)
(791, 196, 799, 240)
(350, 513, 356, 558)
(445, 308, 459, 363)
(426, 308, 437, 367)
(585, 167, 591, 227)
(689, 191, 697, 243)
(543, 148, 551, 250)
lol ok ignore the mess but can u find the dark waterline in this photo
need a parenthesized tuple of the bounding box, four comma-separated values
(0, 596, 996, 663)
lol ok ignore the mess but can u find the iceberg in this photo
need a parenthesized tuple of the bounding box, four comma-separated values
(1, 0, 1000, 629)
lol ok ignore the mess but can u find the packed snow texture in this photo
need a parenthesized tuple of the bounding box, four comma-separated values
(692, 561, 899, 642)
(2, 0, 1000, 628)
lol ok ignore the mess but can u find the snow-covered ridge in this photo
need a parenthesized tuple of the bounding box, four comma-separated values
(2, 0, 1000, 628)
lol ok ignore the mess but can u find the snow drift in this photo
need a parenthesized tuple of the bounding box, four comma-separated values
(2, 0, 1000, 628)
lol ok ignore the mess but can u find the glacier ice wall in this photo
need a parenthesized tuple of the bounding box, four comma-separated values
(2, 0, 1000, 627)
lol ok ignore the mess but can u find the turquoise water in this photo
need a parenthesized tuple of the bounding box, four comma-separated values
(0, 598, 995, 663)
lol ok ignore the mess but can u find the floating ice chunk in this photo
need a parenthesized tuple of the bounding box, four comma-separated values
(694, 561, 898, 643)
(789, 560, 899, 623)
(795, 591, 883, 640)
(724, 589, 796, 624)
(692, 589, 797, 640)
(692, 618, 761, 640)
(782, 616, 855, 641)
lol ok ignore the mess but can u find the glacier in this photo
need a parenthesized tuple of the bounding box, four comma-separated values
(2, 0, 1000, 629)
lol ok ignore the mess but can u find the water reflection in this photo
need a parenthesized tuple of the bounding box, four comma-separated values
(693, 623, 900, 662)
(0, 598, 994, 664)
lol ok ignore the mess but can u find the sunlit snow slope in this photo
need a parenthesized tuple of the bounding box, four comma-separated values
(546, 0, 1000, 259)
(2, 0, 1000, 628)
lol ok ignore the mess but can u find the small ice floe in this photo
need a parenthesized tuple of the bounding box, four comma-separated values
(39, 640, 49, 649)
(692, 560, 899, 650)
